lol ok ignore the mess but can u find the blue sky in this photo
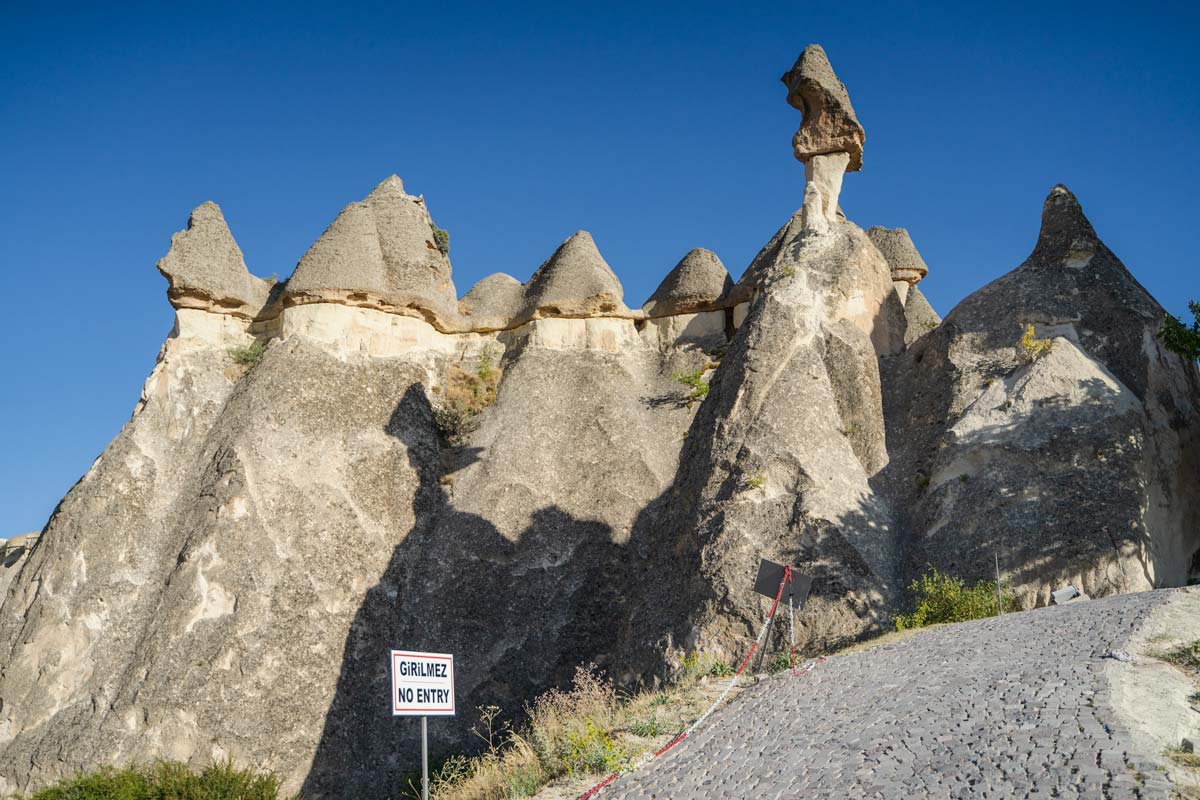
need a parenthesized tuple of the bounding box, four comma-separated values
(2, 1, 1197, 535)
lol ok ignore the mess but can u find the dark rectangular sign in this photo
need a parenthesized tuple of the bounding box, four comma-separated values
(752, 559, 812, 608)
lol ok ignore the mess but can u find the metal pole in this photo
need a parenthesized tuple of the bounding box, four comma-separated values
(788, 596, 797, 674)
(421, 716, 429, 800)
(994, 551, 1004, 616)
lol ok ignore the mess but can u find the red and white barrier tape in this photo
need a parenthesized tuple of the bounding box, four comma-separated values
(576, 567, 824, 800)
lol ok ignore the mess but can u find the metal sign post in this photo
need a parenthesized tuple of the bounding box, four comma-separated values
(421, 716, 429, 800)
(391, 650, 455, 800)
(751, 558, 813, 672)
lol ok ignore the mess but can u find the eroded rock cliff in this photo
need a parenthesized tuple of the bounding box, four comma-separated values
(0, 45, 1196, 800)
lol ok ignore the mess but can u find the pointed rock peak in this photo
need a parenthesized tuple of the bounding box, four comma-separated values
(521, 230, 629, 318)
(286, 178, 458, 326)
(643, 248, 732, 317)
(781, 44, 865, 171)
(1032, 184, 1102, 267)
(867, 227, 929, 285)
(157, 201, 271, 319)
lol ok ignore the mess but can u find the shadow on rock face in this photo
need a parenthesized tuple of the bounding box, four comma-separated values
(302, 385, 630, 799)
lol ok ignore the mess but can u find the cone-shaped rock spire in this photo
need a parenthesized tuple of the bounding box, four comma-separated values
(641, 248, 732, 317)
(156, 202, 273, 319)
(1030, 184, 1103, 268)
(286, 175, 458, 326)
(781, 44, 865, 171)
(519, 231, 629, 320)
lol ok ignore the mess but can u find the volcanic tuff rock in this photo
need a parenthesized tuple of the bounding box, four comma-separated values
(156, 202, 275, 319)
(781, 44, 865, 171)
(881, 185, 1200, 607)
(642, 248, 733, 317)
(868, 226, 929, 296)
(518, 230, 631, 322)
(458, 273, 525, 331)
(2, 45, 1198, 800)
(285, 175, 460, 329)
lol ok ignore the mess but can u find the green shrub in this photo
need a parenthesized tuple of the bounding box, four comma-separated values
(228, 341, 265, 367)
(649, 692, 670, 707)
(681, 651, 732, 679)
(764, 651, 794, 674)
(1017, 323, 1052, 363)
(1159, 301, 1200, 362)
(744, 474, 766, 491)
(894, 568, 1018, 631)
(432, 226, 451, 256)
(673, 369, 709, 402)
(562, 721, 625, 775)
(23, 759, 287, 800)
(629, 715, 661, 737)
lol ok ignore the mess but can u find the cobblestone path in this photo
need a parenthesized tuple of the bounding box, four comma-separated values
(606, 589, 1183, 799)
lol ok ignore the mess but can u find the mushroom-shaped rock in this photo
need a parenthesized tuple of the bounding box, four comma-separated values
(156, 202, 273, 319)
(781, 44, 865, 171)
(642, 248, 732, 317)
(458, 273, 525, 331)
(519, 231, 630, 321)
(286, 175, 459, 328)
(867, 227, 929, 288)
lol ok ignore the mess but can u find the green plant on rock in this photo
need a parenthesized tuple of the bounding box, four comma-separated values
(674, 368, 709, 402)
(1017, 323, 1053, 363)
(744, 473, 766, 491)
(1158, 301, 1200, 362)
(433, 352, 503, 445)
(894, 568, 1018, 631)
(229, 340, 265, 367)
(432, 225, 451, 256)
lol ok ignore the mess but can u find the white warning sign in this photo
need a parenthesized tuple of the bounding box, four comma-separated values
(390, 650, 455, 717)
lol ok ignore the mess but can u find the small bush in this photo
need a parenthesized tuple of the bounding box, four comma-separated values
(764, 651, 794, 674)
(628, 715, 662, 738)
(1017, 323, 1052, 363)
(432, 226, 451, 255)
(228, 340, 265, 367)
(1158, 300, 1200, 362)
(681, 651, 732, 680)
(673, 369, 709, 402)
(434, 351, 502, 445)
(562, 721, 625, 775)
(1157, 640, 1200, 672)
(23, 759, 287, 800)
(526, 666, 622, 779)
(744, 474, 766, 491)
(895, 568, 1018, 631)
(649, 693, 670, 707)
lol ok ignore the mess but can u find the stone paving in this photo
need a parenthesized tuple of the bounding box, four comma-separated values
(606, 589, 1181, 799)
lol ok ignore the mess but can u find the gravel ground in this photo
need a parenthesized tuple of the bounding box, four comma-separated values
(604, 588, 1189, 799)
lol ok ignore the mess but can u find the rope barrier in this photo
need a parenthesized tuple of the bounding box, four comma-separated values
(576, 566, 823, 800)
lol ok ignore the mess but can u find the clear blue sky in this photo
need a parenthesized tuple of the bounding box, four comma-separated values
(2, 1, 1197, 535)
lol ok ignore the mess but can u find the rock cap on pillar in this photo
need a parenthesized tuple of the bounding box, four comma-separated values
(781, 44, 865, 171)
(867, 227, 929, 287)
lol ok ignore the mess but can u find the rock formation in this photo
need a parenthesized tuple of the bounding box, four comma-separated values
(0, 46, 1196, 800)
(881, 185, 1200, 607)
(782, 45, 865, 233)
(157, 202, 275, 319)
(285, 175, 460, 329)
